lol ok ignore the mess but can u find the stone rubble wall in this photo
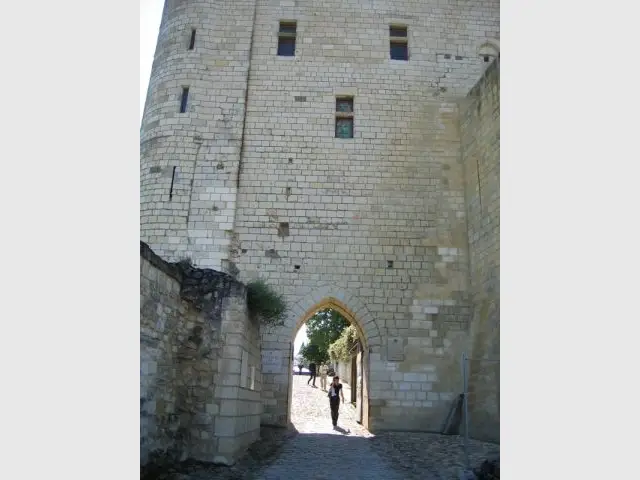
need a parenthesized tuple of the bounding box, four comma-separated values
(140, 242, 262, 467)
(460, 58, 500, 442)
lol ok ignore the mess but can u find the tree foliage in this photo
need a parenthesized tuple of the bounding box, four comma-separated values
(328, 325, 359, 362)
(299, 308, 350, 364)
(299, 342, 326, 364)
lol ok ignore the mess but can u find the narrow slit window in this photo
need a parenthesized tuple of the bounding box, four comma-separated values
(188, 29, 196, 50)
(390, 25, 409, 61)
(180, 87, 189, 113)
(335, 97, 354, 139)
(277, 21, 297, 57)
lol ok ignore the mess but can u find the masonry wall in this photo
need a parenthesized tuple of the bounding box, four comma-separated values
(215, 293, 263, 461)
(140, 0, 500, 435)
(335, 360, 353, 387)
(141, 247, 193, 465)
(140, 0, 258, 270)
(460, 59, 500, 442)
(231, 0, 499, 432)
(140, 242, 262, 467)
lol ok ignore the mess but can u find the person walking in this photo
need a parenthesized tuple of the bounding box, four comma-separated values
(328, 375, 345, 429)
(307, 362, 317, 387)
(319, 363, 329, 390)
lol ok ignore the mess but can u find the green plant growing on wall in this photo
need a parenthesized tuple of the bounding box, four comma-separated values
(328, 325, 358, 362)
(246, 279, 288, 326)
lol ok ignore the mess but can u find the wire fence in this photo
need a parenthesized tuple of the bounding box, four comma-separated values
(461, 352, 500, 471)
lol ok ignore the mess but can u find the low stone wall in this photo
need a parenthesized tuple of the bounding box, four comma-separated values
(335, 360, 353, 386)
(140, 242, 262, 467)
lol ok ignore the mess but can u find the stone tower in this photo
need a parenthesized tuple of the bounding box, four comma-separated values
(141, 0, 500, 438)
(141, 0, 258, 270)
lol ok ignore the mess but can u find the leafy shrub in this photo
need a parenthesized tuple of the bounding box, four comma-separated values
(328, 325, 358, 361)
(246, 279, 288, 326)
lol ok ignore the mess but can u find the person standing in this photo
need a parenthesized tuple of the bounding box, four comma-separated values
(328, 375, 345, 428)
(307, 362, 317, 387)
(319, 363, 329, 390)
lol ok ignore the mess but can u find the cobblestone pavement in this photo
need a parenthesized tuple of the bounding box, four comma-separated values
(252, 375, 499, 479)
(289, 373, 371, 435)
(254, 375, 400, 480)
(144, 374, 499, 479)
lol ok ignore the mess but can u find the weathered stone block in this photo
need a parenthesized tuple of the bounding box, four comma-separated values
(214, 416, 236, 437)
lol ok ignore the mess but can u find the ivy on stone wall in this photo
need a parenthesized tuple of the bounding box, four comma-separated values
(328, 325, 358, 362)
(246, 279, 288, 327)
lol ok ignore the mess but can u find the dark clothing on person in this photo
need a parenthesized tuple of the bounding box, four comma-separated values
(328, 382, 343, 426)
(330, 401, 340, 426)
(328, 382, 342, 401)
(307, 363, 317, 386)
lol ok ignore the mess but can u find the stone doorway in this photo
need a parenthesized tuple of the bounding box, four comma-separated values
(288, 298, 371, 430)
(259, 286, 383, 432)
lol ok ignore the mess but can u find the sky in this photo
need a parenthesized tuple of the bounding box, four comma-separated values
(140, 1, 309, 355)
(293, 324, 307, 356)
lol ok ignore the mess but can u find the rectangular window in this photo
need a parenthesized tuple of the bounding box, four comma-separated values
(335, 97, 354, 139)
(389, 25, 408, 61)
(188, 29, 196, 50)
(277, 21, 297, 57)
(179, 87, 189, 113)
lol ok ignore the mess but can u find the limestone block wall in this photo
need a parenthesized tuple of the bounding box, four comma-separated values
(139, 0, 500, 435)
(460, 59, 500, 442)
(335, 360, 353, 386)
(140, 242, 262, 467)
(140, 0, 258, 270)
(230, 0, 499, 432)
(215, 293, 263, 462)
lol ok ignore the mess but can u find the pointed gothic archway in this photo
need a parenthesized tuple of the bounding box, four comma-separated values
(260, 285, 383, 430)
(285, 286, 382, 430)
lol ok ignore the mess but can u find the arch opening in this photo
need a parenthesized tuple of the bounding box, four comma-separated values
(288, 297, 371, 430)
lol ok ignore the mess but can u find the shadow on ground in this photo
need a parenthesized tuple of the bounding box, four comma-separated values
(255, 432, 406, 480)
(141, 428, 499, 480)
(140, 425, 299, 480)
(367, 431, 499, 480)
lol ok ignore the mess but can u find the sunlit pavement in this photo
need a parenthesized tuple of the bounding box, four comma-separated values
(290, 374, 371, 436)
(251, 375, 499, 480)
(255, 375, 402, 479)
